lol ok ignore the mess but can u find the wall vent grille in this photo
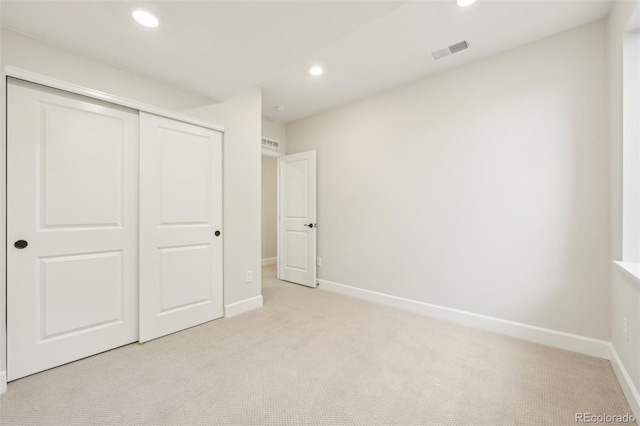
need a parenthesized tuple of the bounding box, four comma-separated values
(261, 137, 280, 150)
(430, 40, 470, 61)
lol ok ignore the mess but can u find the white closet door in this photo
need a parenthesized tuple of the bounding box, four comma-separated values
(7, 79, 139, 381)
(139, 112, 223, 342)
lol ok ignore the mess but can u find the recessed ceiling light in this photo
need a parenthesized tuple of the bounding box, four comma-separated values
(456, 0, 477, 6)
(309, 66, 324, 76)
(132, 10, 159, 28)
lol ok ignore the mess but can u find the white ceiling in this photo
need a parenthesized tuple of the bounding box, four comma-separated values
(1, 1, 612, 123)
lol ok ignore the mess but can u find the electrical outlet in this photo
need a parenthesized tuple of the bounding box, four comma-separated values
(246, 270, 253, 283)
(623, 316, 628, 341)
(317, 257, 322, 266)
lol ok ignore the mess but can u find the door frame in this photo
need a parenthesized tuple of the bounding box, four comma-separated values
(277, 156, 282, 279)
(1, 67, 225, 391)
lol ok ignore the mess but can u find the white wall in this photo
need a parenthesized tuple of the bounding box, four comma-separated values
(622, 31, 640, 264)
(1, 30, 215, 111)
(0, 30, 262, 375)
(287, 21, 610, 340)
(609, 0, 640, 407)
(184, 92, 263, 306)
(262, 116, 287, 156)
(261, 156, 278, 260)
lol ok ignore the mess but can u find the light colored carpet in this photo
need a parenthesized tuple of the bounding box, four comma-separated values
(0, 264, 634, 425)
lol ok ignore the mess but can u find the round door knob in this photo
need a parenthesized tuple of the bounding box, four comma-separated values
(14, 240, 28, 249)
(215, 230, 221, 237)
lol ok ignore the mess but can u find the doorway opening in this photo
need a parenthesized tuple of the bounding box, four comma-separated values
(261, 154, 279, 278)
(261, 126, 285, 303)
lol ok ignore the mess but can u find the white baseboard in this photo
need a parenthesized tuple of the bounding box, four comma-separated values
(0, 370, 6, 394)
(609, 344, 640, 418)
(224, 295, 263, 318)
(261, 257, 277, 266)
(318, 278, 611, 360)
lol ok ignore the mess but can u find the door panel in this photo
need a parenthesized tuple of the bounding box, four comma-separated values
(285, 232, 308, 270)
(139, 113, 223, 342)
(7, 79, 139, 381)
(159, 127, 212, 225)
(159, 245, 212, 314)
(41, 103, 124, 227)
(40, 251, 123, 338)
(285, 161, 308, 218)
(279, 151, 316, 287)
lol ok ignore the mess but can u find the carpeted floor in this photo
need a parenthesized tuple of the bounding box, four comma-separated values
(0, 264, 634, 425)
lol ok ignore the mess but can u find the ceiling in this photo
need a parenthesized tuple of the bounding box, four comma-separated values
(1, 1, 613, 123)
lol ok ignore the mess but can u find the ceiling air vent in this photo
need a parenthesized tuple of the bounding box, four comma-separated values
(261, 137, 280, 150)
(430, 40, 469, 61)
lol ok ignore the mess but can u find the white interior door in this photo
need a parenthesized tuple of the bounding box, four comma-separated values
(279, 151, 317, 287)
(7, 79, 139, 381)
(139, 112, 223, 342)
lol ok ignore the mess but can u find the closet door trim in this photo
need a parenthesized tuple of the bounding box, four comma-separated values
(5, 66, 225, 132)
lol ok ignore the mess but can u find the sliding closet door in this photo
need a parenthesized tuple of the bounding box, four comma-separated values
(7, 79, 139, 381)
(139, 113, 223, 342)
